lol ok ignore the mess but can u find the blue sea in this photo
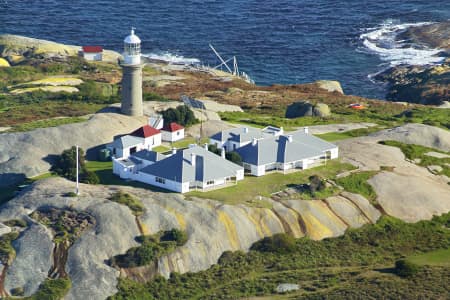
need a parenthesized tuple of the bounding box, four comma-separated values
(1, 0, 449, 99)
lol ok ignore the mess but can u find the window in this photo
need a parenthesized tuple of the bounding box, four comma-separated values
(177, 131, 180, 136)
(156, 177, 166, 184)
(206, 180, 214, 185)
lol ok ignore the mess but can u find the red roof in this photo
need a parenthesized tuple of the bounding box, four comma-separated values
(162, 122, 184, 132)
(82, 46, 103, 53)
(130, 125, 161, 138)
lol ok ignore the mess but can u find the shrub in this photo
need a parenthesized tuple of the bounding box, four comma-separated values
(395, 259, 421, 278)
(51, 146, 98, 184)
(28, 278, 72, 300)
(308, 175, 325, 194)
(250, 233, 296, 254)
(10, 287, 24, 296)
(109, 191, 145, 216)
(160, 228, 188, 246)
(225, 151, 242, 164)
(3, 219, 27, 228)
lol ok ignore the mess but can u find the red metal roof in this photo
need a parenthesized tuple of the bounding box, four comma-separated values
(162, 122, 184, 132)
(82, 46, 103, 53)
(130, 125, 161, 138)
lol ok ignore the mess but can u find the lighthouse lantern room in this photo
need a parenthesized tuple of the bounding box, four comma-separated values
(123, 27, 141, 65)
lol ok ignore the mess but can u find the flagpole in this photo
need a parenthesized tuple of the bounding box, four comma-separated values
(76, 145, 79, 195)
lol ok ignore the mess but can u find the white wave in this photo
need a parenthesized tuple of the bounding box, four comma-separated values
(360, 20, 446, 66)
(142, 51, 200, 65)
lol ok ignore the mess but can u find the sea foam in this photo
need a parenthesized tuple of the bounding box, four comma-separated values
(360, 20, 446, 66)
(142, 52, 200, 65)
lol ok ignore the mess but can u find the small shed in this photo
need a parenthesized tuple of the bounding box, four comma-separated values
(81, 46, 103, 61)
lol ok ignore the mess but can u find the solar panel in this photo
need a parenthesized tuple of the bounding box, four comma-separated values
(181, 95, 206, 110)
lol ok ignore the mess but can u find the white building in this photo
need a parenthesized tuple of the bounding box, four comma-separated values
(161, 122, 185, 142)
(235, 128, 338, 176)
(209, 126, 283, 152)
(113, 145, 244, 193)
(81, 46, 103, 61)
(108, 125, 162, 159)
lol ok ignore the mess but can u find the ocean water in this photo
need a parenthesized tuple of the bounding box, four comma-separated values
(1, 0, 449, 99)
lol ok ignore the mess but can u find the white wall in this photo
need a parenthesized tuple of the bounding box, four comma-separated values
(83, 52, 102, 61)
(143, 134, 162, 150)
(162, 129, 184, 142)
(251, 164, 266, 176)
(136, 172, 186, 193)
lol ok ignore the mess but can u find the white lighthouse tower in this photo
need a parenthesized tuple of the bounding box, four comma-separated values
(121, 27, 143, 116)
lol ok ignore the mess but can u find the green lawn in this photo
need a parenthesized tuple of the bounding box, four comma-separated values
(187, 160, 355, 205)
(84, 160, 171, 193)
(407, 248, 450, 267)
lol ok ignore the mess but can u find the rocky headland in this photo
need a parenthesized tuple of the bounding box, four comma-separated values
(375, 21, 450, 105)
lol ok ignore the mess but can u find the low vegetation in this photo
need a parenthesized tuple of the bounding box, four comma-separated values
(336, 171, 378, 203)
(0, 231, 20, 265)
(24, 278, 72, 300)
(379, 140, 450, 177)
(188, 160, 355, 205)
(110, 229, 188, 268)
(109, 191, 145, 216)
(110, 213, 450, 299)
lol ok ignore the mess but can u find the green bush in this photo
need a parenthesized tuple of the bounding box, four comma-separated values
(27, 278, 72, 300)
(160, 228, 188, 246)
(160, 105, 199, 127)
(395, 259, 421, 278)
(10, 286, 24, 296)
(250, 233, 296, 254)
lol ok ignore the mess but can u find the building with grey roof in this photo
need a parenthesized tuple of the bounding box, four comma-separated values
(209, 126, 283, 152)
(113, 145, 244, 193)
(235, 128, 338, 176)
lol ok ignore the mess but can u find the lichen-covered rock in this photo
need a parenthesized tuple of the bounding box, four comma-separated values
(313, 103, 331, 117)
(325, 196, 371, 228)
(0, 112, 146, 187)
(285, 101, 314, 118)
(4, 223, 53, 296)
(0, 223, 11, 236)
(276, 283, 300, 293)
(0, 57, 10, 67)
(315, 80, 344, 94)
(339, 192, 381, 224)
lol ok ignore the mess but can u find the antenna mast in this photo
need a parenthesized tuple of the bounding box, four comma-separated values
(76, 145, 79, 196)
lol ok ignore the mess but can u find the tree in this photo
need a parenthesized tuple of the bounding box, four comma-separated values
(395, 259, 421, 278)
(51, 146, 99, 184)
(160, 105, 198, 127)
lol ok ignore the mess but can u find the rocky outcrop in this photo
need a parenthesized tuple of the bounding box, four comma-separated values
(0, 176, 384, 299)
(374, 21, 450, 105)
(397, 21, 450, 50)
(0, 34, 121, 63)
(374, 63, 450, 105)
(4, 223, 53, 296)
(315, 80, 344, 94)
(0, 112, 146, 187)
(0, 58, 10, 67)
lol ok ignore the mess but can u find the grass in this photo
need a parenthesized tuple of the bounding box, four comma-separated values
(110, 213, 450, 300)
(0, 231, 20, 265)
(8, 116, 87, 132)
(84, 160, 171, 192)
(336, 171, 378, 203)
(379, 140, 450, 177)
(152, 145, 171, 153)
(407, 248, 450, 267)
(187, 160, 355, 205)
(314, 126, 384, 142)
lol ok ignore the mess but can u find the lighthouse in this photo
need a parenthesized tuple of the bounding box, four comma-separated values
(121, 27, 143, 116)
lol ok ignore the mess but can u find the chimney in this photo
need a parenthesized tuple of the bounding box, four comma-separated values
(304, 127, 309, 134)
(221, 148, 226, 159)
(243, 127, 249, 133)
(252, 138, 258, 146)
(287, 135, 293, 142)
(204, 143, 209, 150)
(172, 148, 177, 155)
(190, 153, 196, 166)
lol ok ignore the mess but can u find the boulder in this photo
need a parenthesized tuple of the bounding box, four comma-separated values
(315, 80, 344, 94)
(276, 283, 299, 293)
(285, 101, 313, 118)
(0, 57, 10, 67)
(285, 101, 331, 118)
(313, 103, 331, 117)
